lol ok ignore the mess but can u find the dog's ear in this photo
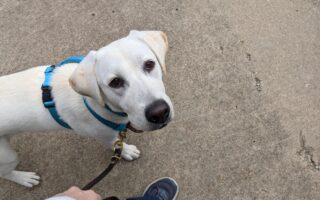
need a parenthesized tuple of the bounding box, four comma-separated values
(129, 30, 168, 74)
(69, 51, 104, 105)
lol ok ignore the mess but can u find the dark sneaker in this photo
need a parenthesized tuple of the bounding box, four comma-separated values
(143, 177, 179, 200)
(127, 177, 179, 200)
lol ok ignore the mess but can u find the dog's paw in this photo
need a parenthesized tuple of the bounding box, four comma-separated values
(121, 143, 140, 161)
(4, 170, 40, 188)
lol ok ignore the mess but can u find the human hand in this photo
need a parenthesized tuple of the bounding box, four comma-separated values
(55, 186, 102, 200)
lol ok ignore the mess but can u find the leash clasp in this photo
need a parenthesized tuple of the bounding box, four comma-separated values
(119, 129, 127, 140)
(113, 140, 124, 151)
(112, 129, 128, 157)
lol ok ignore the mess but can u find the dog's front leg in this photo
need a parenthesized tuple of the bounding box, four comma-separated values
(102, 134, 141, 161)
(121, 142, 141, 161)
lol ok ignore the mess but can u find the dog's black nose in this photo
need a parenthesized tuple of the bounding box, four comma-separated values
(145, 100, 170, 124)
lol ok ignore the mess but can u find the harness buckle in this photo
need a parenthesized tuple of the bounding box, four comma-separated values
(41, 85, 54, 107)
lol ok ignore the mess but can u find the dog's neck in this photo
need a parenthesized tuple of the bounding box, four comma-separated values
(84, 97, 129, 124)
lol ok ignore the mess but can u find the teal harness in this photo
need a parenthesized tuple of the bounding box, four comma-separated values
(41, 56, 127, 131)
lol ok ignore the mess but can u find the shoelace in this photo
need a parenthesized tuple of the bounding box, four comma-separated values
(149, 186, 169, 200)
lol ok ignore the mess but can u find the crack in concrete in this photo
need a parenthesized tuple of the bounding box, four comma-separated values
(298, 131, 320, 170)
(254, 77, 262, 92)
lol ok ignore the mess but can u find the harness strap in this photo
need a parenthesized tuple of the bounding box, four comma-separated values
(56, 56, 84, 67)
(104, 104, 127, 117)
(83, 98, 127, 132)
(42, 65, 72, 129)
(42, 56, 128, 130)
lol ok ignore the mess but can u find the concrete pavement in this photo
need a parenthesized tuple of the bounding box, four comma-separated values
(0, 0, 319, 199)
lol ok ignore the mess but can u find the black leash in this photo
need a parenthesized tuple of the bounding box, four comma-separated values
(82, 131, 128, 200)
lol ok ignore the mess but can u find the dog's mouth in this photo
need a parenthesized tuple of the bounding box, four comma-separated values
(127, 121, 169, 133)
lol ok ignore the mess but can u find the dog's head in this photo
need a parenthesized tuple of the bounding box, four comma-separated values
(69, 30, 174, 131)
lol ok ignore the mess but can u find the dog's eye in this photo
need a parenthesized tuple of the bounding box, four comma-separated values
(143, 60, 155, 72)
(109, 77, 125, 88)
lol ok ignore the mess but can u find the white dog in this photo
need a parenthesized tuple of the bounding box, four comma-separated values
(0, 30, 174, 187)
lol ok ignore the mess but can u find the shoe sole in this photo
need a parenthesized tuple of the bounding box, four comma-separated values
(143, 177, 179, 200)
